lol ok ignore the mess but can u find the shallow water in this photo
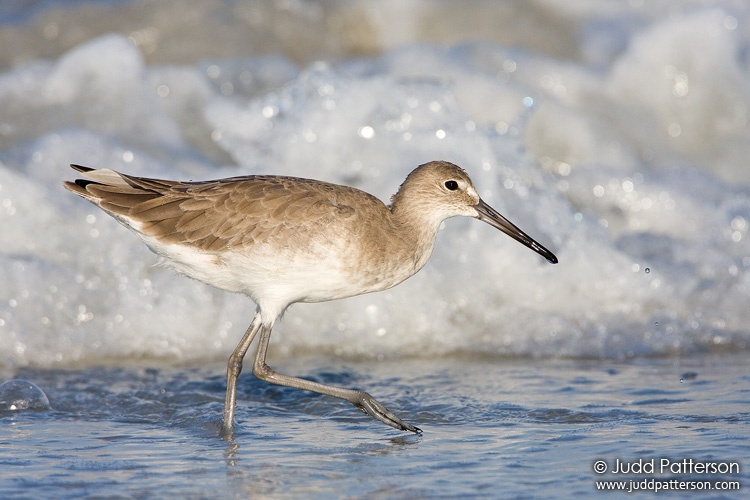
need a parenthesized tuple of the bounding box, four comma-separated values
(2, 354, 748, 498)
(1, 0, 749, 497)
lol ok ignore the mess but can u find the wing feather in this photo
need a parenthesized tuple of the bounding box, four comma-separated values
(66, 165, 386, 254)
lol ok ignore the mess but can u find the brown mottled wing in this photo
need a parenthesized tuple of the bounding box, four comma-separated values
(66, 166, 365, 252)
(152, 176, 359, 252)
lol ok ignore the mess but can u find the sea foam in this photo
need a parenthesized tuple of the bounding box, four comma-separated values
(0, 2, 747, 368)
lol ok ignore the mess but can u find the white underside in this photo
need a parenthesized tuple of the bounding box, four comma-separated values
(135, 229, 379, 324)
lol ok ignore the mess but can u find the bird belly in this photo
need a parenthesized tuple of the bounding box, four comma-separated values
(134, 226, 422, 325)
(147, 238, 373, 300)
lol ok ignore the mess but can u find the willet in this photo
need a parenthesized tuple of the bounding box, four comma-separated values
(65, 161, 557, 437)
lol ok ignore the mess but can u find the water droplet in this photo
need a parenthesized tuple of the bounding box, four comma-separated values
(645, 268, 650, 274)
(0, 380, 50, 411)
(358, 125, 375, 139)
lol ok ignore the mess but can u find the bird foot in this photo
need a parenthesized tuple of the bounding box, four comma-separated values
(355, 392, 422, 434)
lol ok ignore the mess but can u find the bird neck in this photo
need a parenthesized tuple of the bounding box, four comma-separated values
(388, 195, 444, 274)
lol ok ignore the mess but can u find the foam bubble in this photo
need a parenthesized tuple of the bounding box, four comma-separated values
(0, 379, 51, 411)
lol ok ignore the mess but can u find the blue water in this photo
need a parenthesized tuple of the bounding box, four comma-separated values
(2, 355, 748, 498)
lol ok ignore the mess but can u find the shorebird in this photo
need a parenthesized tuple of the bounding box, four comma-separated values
(65, 161, 557, 437)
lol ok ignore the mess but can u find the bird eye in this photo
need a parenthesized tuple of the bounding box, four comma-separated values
(444, 180, 459, 191)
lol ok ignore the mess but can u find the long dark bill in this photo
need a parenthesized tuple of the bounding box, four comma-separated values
(474, 198, 558, 264)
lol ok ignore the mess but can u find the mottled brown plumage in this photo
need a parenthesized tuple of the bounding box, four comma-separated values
(66, 166, 369, 252)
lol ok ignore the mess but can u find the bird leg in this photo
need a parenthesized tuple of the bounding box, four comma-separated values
(251, 323, 422, 434)
(220, 312, 263, 439)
